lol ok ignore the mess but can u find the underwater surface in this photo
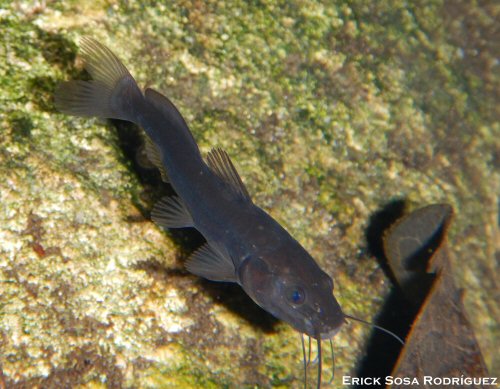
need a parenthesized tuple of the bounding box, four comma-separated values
(0, 0, 498, 387)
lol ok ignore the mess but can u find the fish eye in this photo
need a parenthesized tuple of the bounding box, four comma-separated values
(287, 286, 306, 305)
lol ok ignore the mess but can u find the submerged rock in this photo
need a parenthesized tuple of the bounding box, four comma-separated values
(1, 1, 498, 387)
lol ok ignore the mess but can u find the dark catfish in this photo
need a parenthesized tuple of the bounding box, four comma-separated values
(55, 38, 399, 388)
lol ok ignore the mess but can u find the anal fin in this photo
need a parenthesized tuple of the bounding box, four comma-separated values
(185, 242, 236, 282)
(151, 196, 193, 229)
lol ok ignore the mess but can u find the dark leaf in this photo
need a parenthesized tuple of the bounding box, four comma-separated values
(384, 204, 489, 387)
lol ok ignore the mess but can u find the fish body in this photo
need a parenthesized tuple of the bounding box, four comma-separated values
(55, 37, 345, 341)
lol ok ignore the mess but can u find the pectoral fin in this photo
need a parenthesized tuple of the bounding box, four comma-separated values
(151, 196, 193, 229)
(185, 242, 236, 282)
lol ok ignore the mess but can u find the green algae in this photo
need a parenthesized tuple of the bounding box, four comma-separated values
(1, 0, 499, 387)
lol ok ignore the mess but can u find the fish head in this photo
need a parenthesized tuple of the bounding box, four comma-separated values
(238, 246, 345, 339)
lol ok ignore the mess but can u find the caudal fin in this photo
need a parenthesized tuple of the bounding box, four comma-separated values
(55, 37, 143, 122)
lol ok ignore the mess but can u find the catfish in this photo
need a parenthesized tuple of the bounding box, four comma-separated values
(55, 37, 402, 388)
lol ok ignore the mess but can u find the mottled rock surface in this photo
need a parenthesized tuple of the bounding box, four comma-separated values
(1, 1, 498, 387)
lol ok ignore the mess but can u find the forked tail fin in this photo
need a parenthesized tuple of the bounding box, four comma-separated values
(55, 37, 143, 123)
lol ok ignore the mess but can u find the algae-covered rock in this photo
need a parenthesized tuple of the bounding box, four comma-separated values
(1, 1, 498, 387)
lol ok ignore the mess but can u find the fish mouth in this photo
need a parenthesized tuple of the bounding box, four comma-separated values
(303, 314, 345, 339)
(319, 325, 342, 339)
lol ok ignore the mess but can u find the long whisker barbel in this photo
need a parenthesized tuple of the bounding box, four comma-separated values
(299, 316, 403, 389)
(328, 339, 335, 385)
(307, 336, 312, 366)
(301, 334, 308, 389)
(316, 338, 322, 389)
(299, 338, 338, 388)
(344, 314, 405, 345)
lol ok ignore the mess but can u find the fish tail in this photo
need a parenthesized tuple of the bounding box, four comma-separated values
(55, 37, 143, 122)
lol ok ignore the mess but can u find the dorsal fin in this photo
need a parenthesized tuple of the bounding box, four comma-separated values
(206, 148, 251, 201)
(144, 136, 169, 182)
